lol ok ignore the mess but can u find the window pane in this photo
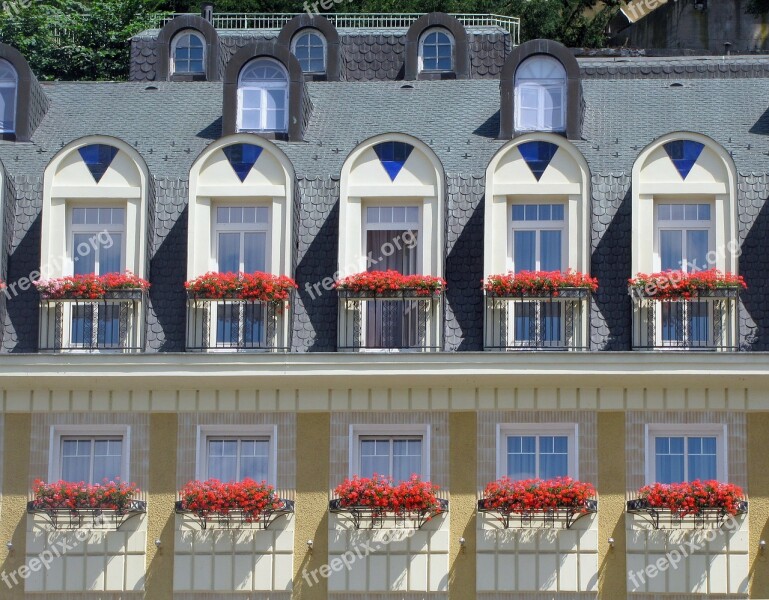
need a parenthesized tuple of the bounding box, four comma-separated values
(239, 439, 270, 482)
(244, 232, 267, 273)
(540, 230, 562, 271)
(507, 435, 536, 479)
(539, 435, 569, 479)
(662, 302, 684, 343)
(655, 436, 685, 484)
(698, 204, 711, 220)
(513, 230, 536, 273)
(61, 439, 91, 482)
(0, 86, 14, 132)
(660, 229, 683, 271)
(92, 439, 122, 483)
(686, 230, 709, 272)
(393, 439, 422, 481)
(100, 233, 122, 274)
(690, 301, 709, 344)
(688, 436, 717, 481)
(73, 234, 96, 275)
(218, 233, 240, 273)
(208, 439, 238, 482)
(359, 439, 389, 478)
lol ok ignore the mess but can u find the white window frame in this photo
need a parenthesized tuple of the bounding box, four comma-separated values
(291, 30, 327, 74)
(0, 58, 17, 134)
(196, 424, 278, 486)
(496, 423, 578, 480)
(645, 423, 727, 485)
(362, 203, 422, 273)
(49, 424, 130, 483)
(237, 59, 289, 133)
(653, 199, 715, 273)
(514, 56, 567, 133)
(211, 203, 272, 273)
(508, 200, 568, 273)
(68, 204, 127, 276)
(349, 424, 430, 481)
(418, 28, 454, 73)
(170, 29, 206, 75)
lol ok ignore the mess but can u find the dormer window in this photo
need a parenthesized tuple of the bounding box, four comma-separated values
(0, 58, 17, 134)
(292, 30, 326, 74)
(171, 30, 205, 75)
(418, 29, 453, 73)
(237, 58, 288, 133)
(514, 55, 567, 133)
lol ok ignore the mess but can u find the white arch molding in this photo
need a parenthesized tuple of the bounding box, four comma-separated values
(631, 132, 738, 275)
(41, 135, 149, 279)
(484, 132, 592, 277)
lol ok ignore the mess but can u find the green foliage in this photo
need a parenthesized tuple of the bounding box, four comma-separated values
(0, 0, 162, 80)
(747, 0, 769, 14)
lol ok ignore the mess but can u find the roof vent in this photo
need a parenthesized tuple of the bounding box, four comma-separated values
(669, 82, 684, 88)
(400, 84, 414, 89)
(145, 85, 158, 91)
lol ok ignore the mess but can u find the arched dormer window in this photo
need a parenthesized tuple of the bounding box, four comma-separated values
(237, 59, 289, 133)
(515, 56, 567, 133)
(171, 30, 205, 76)
(418, 28, 453, 73)
(291, 30, 326, 74)
(0, 59, 17, 134)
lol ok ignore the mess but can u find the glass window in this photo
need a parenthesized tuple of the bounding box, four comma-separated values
(499, 425, 576, 480)
(653, 434, 719, 483)
(207, 438, 270, 482)
(292, 31, 326, 73)
(0, 59, 17, 133)
(70, 206, 125, 276)
(172, 31, 205, 75)
(515, 56, 567, 132)
(238, 59, 288, 132)
(657, 203, 712, 272)
(214, 205, 270, 273)
(61, 437, 123, 484)
(419, 29, 453, 72)
(510, 203, 566, 273)
(359, 437, 423, 481)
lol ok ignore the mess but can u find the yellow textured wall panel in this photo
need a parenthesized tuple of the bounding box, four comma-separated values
(749, 413, 769, 598)
(145, 413, 177, 600)
(449, 412, 476, 599)
(598, 412, 626, 599)
(293, 412, 329, 600)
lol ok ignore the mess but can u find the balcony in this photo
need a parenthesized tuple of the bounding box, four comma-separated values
(38, 291, 145, 353)
(484, 288, 591, 351)
(186, 297, 290, 352)
(337, 289, 442, 352)
(631, 288, 740, 351)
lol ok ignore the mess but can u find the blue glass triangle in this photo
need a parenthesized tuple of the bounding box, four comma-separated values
(222, 144, 263, 182)
(664, 140, 705, 179)
(78, 144, 119, 183)
(374, 141, 414, 181)
(518, 141, 559, 181)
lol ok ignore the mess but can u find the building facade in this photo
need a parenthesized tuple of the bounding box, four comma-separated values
(0, 8, 767, 600)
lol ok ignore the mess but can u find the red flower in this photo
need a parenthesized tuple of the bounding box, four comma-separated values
(185, 272, 298, 303)
(481, 477, 596, 513)
(335, 271, 447, 297)
(483, 270, 598, 297)
(629, 269, 746, 300)
(637, 481, 744, 516)
(34, 271, 150, 300)
(334, 474, 443, 514)
(31, 479, 140, 511)
(178, 479, 282, 520)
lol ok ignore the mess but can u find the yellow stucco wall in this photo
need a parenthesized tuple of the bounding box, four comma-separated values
(145, 413, 177, 600)
(0, 414, 30, 600)
(449, 411, 476, 599)
(293, 412, 330, 600)
(748, 413, 769, 597)
(598, 411, 626, 599)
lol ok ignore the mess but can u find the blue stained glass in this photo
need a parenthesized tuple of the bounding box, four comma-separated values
(373, 141, 414, 181)
(78, 145, 119, 183)
(663, 140, 705, 179)
(518, 141, 559, 181)
(223, 144, 263, 182)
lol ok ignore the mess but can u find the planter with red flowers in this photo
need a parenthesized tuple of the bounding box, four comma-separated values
(27, 479, 145, 530)
(34, 272, 150, 300)
(185, 272, 298, 351)
(482, 271, 597, 351)
(478, 477, 598, 529)
(175, 479, 294, 530)
(629, 269, 746, 301)
(335, 271, 447, 298)
(627, 481, 748, 530)
(330, 475, 448, 529)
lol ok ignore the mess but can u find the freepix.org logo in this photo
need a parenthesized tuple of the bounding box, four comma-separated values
(621, 0, 669, 24)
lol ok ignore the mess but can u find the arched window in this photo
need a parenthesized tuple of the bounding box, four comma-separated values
(237, 59, 289, 133)
(291, 30, 326, 74)
(0, 59, 18, 133)
(515, 56, 567, 133)
(419, 29, 453, 72)
(171, 30, 205, 75)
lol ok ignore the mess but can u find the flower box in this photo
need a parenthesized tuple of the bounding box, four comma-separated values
(627, 480, 747, 529)
(28, 479, 145, 530)
(483, 270, 598, 298)
(185, 272, 297, 303)
(34, 272, 150, 300)
(629, 269, 746, 301)
(330, 475, 447, 529)
(175, 479, 293, 529)
(478, 477, 597, 529)
(335, 271, 447, 297)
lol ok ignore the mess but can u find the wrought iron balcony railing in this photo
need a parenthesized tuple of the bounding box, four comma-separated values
(38, 291, 145, 353)
(484, 288, 591, 351)
(630, 288, 740, 351)
(337, 289, 443, 352)
(186, 297, 290, 352)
